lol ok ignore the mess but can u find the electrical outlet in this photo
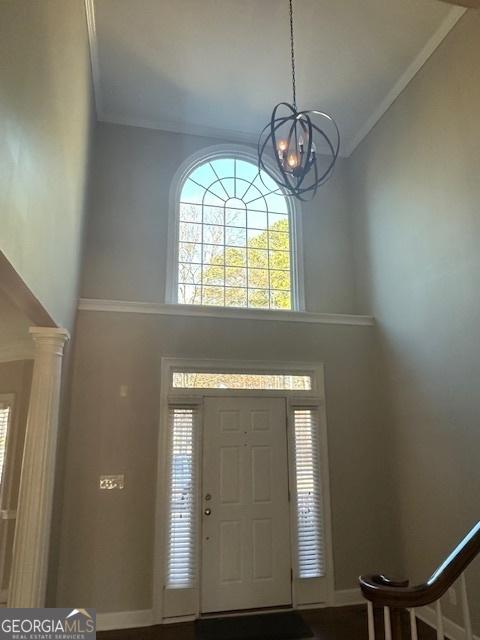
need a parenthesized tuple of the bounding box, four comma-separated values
(448, 587, 457, 606)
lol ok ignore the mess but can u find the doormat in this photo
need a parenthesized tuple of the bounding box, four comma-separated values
(195, 611, 314, 640)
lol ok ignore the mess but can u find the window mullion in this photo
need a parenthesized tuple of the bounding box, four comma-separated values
(177, 156, 294, 310)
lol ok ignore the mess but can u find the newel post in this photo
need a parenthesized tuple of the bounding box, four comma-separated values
(8, 327, 69, 607)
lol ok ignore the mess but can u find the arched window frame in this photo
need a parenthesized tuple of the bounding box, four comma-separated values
(166, 144, 305, 312)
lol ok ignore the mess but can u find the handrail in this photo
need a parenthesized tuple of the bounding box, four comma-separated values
(359, 521, 480, 607)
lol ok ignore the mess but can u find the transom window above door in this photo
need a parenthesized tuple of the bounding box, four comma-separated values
(172, 153, 302, 311)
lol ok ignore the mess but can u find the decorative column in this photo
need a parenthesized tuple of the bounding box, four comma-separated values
(8, 327, 69, 607)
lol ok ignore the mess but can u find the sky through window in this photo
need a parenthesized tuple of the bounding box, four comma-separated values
(177, 157, 294, 310)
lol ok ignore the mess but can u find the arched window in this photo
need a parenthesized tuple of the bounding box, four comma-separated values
(169, 149, 302, 311)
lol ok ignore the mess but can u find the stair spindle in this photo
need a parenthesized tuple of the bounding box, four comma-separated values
(460, 573, 473, 640)
(367, 601, 375, 640)
(384, 606, 392, 640)
(409, 608, 418, 640)
(435, 600, 445, 640)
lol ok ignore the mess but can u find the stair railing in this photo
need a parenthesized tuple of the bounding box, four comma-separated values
(359, 521, 480, 640)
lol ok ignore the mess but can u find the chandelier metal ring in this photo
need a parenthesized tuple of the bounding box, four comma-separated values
(257, 0, 340, 201)
(258, 102, 340, 201)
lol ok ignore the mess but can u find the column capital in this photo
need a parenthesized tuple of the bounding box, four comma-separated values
(29, 327, 70, 355)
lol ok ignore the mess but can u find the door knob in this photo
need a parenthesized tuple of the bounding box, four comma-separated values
(204, 508, 212, 516)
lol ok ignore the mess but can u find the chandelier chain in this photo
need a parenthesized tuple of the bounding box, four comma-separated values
(289, 0, 297, 108)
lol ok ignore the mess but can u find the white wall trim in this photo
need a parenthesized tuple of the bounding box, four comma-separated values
(345, 6, 466, 156)
(100, 112, 259, 146)
(96, 609, 153, 631)
(78, 298, 374, 327)
(84, 1, 464, 156)
(0, 342, 34, 363)
(416, 604, 480, 640)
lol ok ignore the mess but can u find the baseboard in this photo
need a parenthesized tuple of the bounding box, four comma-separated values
(96, 609, 153, 631)
(96, 594, 364, 631)
(333, 588, 364, 607)
(416, 605, 480, 640)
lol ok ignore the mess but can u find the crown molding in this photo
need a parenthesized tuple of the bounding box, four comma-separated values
(345, 5, 466, 156)
(84, 1, 465, 158)
(78, 298, 375, 327)
(98, 112, 259, 146)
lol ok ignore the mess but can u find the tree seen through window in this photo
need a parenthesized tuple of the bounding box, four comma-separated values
(177, 157, 294, 309)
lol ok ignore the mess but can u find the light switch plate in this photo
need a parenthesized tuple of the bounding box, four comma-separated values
(99, 474, 125, 490)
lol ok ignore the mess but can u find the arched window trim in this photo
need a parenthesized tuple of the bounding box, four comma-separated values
(166, 144, 305, 312)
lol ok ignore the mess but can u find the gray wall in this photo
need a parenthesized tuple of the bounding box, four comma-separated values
(349, 10, 480, 632)
(0, 0, 93, 330)
(81, 122, 355, 314)
(58, 120, 398, 611)
(57, 309, 398, 612)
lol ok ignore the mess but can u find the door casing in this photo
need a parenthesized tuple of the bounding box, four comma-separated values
(154, 358, 334, 624)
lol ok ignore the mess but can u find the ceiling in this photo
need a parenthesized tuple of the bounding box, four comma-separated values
(87, 0, 465, 156)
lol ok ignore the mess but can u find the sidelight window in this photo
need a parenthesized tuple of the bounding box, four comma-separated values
(0, 401, 12, 490)
(166, 407, 197, 588)
(293, 408, 325, 579)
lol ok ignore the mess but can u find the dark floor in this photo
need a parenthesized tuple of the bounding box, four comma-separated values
(97, 605, 437, 640)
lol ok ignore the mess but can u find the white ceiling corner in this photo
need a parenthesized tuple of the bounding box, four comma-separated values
(344, 4, 465, 155)
(84, 0, 466, 157)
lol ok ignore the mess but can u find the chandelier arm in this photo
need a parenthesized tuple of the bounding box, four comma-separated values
(310, 124, 336, 158)
(312, 157, 319, 198)
(293, 114, 313, 191)
(297, 117, 310, 185)
(309, 122, 339, 182)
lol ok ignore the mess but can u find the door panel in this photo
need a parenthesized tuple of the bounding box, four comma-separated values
(201, 396, 291, 613)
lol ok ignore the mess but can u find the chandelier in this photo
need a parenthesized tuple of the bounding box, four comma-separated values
(258, 0, 340, 201)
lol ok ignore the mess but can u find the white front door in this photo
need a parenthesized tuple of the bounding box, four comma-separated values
(201, 396, 291, 613)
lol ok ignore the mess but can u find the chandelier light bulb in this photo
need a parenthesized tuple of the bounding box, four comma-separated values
(277, 139, 288, 152)
(287, 153, 298, 168)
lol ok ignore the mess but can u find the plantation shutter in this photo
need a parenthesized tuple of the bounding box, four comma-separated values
(0, 405, 11, 488)
(166, 407, 197, 589)
(293, 408, 325, 579)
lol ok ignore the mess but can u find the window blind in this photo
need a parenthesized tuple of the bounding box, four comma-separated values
(293, 408, 325, 579)
(166, 407, 197, 588)
(0, 406, 11, 488)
